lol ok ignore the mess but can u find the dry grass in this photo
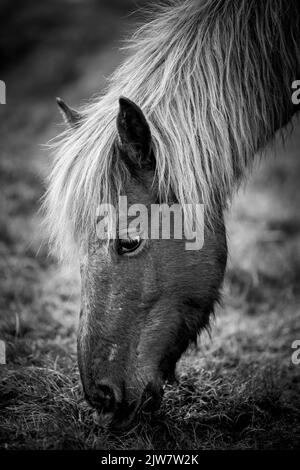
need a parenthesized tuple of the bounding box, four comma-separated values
(0, 0, 300, 450)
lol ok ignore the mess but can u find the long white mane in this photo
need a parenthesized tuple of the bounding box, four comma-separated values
(43, 0, 300, 261)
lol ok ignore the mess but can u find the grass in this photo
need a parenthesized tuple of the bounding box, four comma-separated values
(0, 0, 300, 450)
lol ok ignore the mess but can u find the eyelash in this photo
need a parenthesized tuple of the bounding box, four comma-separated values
(116, 236, 146, 256)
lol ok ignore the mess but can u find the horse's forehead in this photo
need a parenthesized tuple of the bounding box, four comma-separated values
(124, 176, 157, 206)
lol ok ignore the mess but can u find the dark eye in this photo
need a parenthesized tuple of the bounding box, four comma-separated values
(117, 235, 142, 255)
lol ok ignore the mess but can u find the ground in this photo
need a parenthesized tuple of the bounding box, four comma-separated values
(0, 0, 300, 450)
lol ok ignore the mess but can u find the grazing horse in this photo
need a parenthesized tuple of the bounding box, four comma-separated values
(43, 0, 300, 429)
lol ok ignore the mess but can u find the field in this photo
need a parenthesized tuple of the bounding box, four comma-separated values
(0, 0, 300, 450)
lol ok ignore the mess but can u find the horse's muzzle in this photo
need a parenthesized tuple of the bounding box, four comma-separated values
(87, 380, 164, 430)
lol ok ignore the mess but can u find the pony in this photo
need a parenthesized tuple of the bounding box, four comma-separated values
(43, 0, 300, 429)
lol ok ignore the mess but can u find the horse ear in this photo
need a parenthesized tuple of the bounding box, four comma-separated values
(56, 97, 82, 128)
(116, 97, 152, 163)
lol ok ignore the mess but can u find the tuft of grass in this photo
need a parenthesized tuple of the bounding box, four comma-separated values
(1, 359, 299, 450)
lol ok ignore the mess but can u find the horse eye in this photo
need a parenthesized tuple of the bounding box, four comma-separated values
(117, 236, 142, 255)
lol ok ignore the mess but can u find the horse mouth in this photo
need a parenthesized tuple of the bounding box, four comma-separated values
(91, 383, 164, 431)
(91, 401, 141, 431)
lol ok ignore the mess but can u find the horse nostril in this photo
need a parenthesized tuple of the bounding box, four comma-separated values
(141, 382, 164, 412)
(95, 383, 120, 414)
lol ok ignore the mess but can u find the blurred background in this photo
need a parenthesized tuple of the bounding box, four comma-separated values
(0, 0, 300, 450)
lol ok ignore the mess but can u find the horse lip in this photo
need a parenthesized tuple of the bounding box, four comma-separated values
(111, 412, 137, 432)
(112, 384, 164, 431)
(92, 400, 145, 432)
(109, 401, 140, 432)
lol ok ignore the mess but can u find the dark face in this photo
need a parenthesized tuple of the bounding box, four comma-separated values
(77, 97, 227, 429)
